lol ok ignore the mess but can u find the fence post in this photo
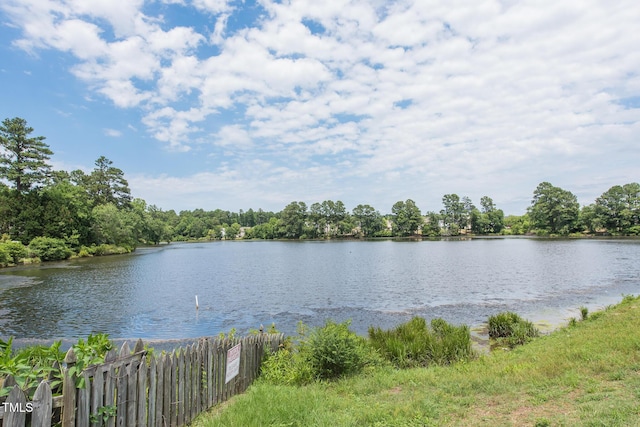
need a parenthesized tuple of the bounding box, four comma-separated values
(4, 385, 27, 427)
(31, 380, 53, 427)
(62, 347, 77, 427)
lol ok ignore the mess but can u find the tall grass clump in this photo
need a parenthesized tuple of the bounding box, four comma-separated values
(488, 311, 539, 348)
(261, 320, 381, 385)
(368, 317, 474, 368)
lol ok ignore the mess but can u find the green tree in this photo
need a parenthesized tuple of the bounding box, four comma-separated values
(471, 196, 504, 234)
(0, 117, 53, 193)
(39, 179, 92, 246)
(28, 237, 72, 261)
(91, 203, 136, 247)
(279, 201, 308, 239)
(594, 183, 640, 234)
(352, 204, 384, 237)
(579, 204, 602, 234)
(73, 156, 131, 207)
(423, 211, 442, 237)
(440, 194, 469, 233)
(503, 214, 531, 235)
(391, 199, 422, 236)
(528, 182, 579, 235)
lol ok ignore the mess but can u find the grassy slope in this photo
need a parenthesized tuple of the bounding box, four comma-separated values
(194, 297, 640, 426)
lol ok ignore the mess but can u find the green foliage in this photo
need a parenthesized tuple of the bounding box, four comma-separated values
(259, 343, 314, 386)
(28, 236, 72, 261)
(0, 245, 9, 265)
(0, 117, 53, 193)
(217, 328, 237, 340)
(278, 201, 308, 239)
(68, 333, 114, 388)
(470, 196, 505, 234)
(488, 312, 539, 348)
(391, 199, 423, 236)
(593, 183, 640, 235)
(261, 321, 380, 385)
(89, 405, 117, 424)
(368, 317, 475, 368)
(0, 333, 114, 400)
(0, 338, 65, 399)
(528, 182, 580, 235)
(352, 204, 385, 237)
(0, 241, 28, 263)
(580, 306, 589, 321)
(305, 320, 373, 380)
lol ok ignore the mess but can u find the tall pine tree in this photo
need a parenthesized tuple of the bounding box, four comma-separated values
(0, 117, 53, 193)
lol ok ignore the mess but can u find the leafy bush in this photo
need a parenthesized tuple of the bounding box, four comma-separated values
(305, 320, 372, 380)
(261, 321, 381, 385)
(0, 241, 28, 264)
(368, 317, 474, 368)
(0, 334, 114, 398)
(0, 246, 9, 266)
(0, 338, 65, 398)
(260, 343, 313, 386)
(488, 311, 539, 347)
(28, 237, 72, 261)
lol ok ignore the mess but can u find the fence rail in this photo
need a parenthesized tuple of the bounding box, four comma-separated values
(0, 333, 284, 427)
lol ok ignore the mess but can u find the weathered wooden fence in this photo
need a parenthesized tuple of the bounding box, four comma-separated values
(0, 333, 284, 427)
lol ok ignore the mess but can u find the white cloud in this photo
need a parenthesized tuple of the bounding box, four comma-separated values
(104, 128, 122, 137)
(3, 0, 640, 213)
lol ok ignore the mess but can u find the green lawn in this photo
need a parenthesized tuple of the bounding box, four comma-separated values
(194, 296, 640, 426)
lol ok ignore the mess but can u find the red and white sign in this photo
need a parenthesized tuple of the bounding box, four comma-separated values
(225, 343, 241, 384)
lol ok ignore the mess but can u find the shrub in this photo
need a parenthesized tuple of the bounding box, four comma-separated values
(368, 317, 474, 368)
(580, 306, 589, 321)
(260, 342, 313, 386)
(305, 320, 371, 380)
(0, 246, 9, 266)
(488, 311, 539, 348)
(261, 321, 380, 385)
(28, 237, 72, 261)
(0, 241, 28, 264)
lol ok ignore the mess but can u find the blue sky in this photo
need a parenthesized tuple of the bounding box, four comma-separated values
(1, 0, 638, 215)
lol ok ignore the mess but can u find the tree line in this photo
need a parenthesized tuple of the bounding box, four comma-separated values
(1, 117, 639, 264)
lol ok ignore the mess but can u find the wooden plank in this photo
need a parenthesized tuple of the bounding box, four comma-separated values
(90, 366, 105, 427)
(134, 338, 145, 353)
(206, 340, 213, 407)
(62, 348, 77, 427)
(116, 361, 128, 427)
(214, 340, 222, 404)
(105, 348, 118, 363)
(76, 371, 91, 427)
(155, 354, 164, 427)
(170, 351, 178, 427)
(177, 349, 185, 426)
(127, 360, 138, 425)
(119, 341, 131, 358)
(148, 355, 157, 427)
(183, 345, 193, 424)
(194, 343, 201, 419)
(4, 385, 27, 427)
(31, 380, 53, 427)
(105, 364, 117, 427)
(162, 353, 171, 427)
(137, 356, 148, 427)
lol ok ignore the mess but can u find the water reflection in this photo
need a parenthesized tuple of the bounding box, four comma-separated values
(0, 238, 639, 340)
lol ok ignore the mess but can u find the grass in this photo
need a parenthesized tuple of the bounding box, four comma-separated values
(193, 296, 640, 426)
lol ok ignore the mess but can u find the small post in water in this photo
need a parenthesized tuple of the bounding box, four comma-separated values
(195, 295, 199, 310)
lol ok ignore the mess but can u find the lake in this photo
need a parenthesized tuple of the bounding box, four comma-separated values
(1, 238, 639, 343)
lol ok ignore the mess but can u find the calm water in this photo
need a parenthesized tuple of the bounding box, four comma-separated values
(1, 238, 639, 342)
